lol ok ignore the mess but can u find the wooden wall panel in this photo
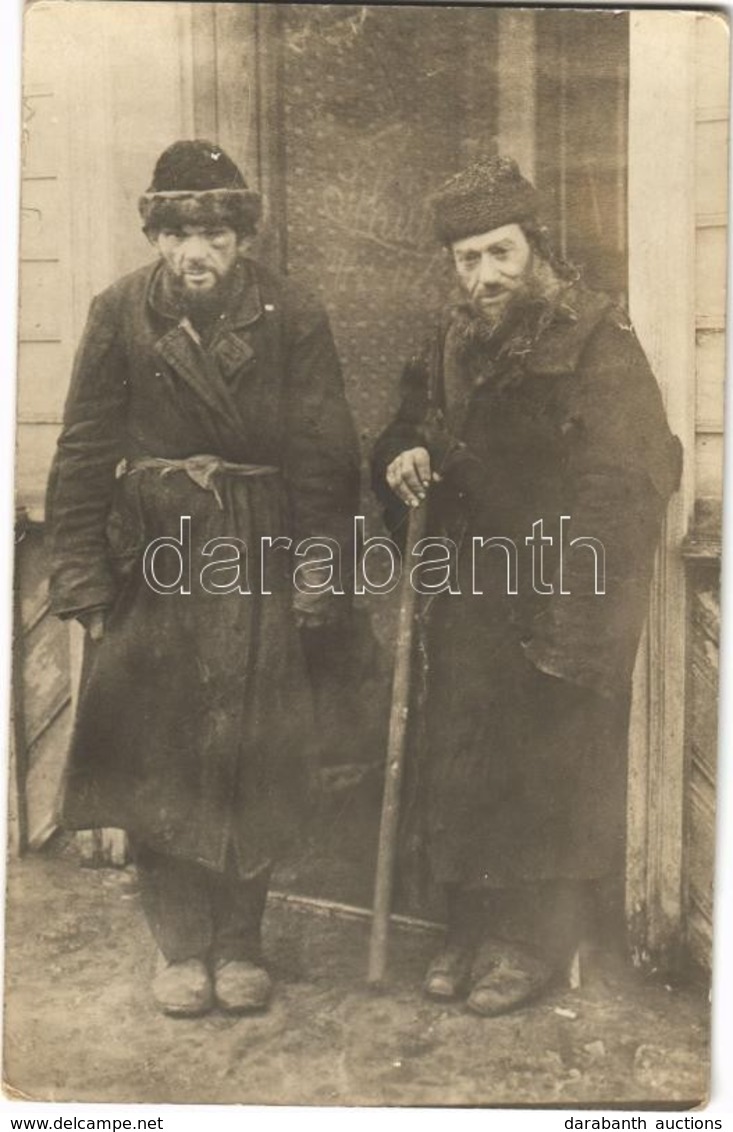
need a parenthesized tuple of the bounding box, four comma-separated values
(694, 434, 724, 497)
(682, 14, 726, 974)
(15, 425, 59, 519)
(23, 620, 70, 751)
(21, 90, 63, 175)
(684, 570, 720, 971)
(695, 13, 729, 107)
(13, 524, 72, 851)
(18, 262, 63, 341)
(695, 330, 726, 431)
(16, 342, 68, 421)
(695, 119, 728, 217)
(19, 178, 62, 261)
(18, 14, 73, 518)
(25, 712, 72, 850)
(695, 226, 727, 320)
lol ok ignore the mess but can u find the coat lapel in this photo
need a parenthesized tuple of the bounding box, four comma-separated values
(147, 259, 264, 442)
(154, 323, 234, 424)
(211, 332, 256, 383)
(524, 286, 613, 377)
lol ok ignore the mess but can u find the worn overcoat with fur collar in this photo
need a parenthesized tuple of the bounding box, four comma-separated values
(372, 280, 681, 892)
(47, 257, 360, 874)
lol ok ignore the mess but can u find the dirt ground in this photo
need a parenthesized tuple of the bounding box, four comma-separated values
(3, 852, 710, 1108)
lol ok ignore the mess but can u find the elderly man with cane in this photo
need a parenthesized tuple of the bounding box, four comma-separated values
(371, 156, 681, 1015)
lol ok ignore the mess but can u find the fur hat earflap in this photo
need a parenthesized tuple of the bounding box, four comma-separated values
(139, 139, 261, 237)
(432, 156, 541, 246)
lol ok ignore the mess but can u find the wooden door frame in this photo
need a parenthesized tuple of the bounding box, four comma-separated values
(626, 11, 697, 965)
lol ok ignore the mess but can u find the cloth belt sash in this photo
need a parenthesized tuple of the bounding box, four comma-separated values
(123, 454, 280, 510)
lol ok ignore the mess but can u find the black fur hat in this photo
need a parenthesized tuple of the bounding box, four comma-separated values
(432, 156, 540, 246)
(138, 140, 261, 237)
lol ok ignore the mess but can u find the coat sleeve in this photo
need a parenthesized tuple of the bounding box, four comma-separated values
(370, 344, 432, 536)
(523, 316, 682, 696)
(370, 331, 489, 536)
(45, 290, 129, 619)
(282, 291, 361, 589)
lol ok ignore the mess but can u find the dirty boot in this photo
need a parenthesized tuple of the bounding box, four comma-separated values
(466, 938, 554, 1016)
(423, 941, 474, 1000)
(152, 956, 213, 1017)
(464, 878, 586, 1015)
(423, 885, 485, 1001)
(214, 959, 272, 1013)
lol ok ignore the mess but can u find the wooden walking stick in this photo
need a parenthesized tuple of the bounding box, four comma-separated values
(368, 499, 429, 986)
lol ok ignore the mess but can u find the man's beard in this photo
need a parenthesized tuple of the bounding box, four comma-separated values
(452, 258, 567, 359)
(169, 263, 240, 316)
(455, 256, 565, 353)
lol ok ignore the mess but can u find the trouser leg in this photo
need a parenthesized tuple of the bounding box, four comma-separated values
(534, 879, 586, 966)
(490, 879, 586, 968)
(131, 841, 214, 963)
(444, 884, 489, 949)
(132, 839, 272, 967)
(211, 860, 271, 964)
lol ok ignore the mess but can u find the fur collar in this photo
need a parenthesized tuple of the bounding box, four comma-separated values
(444, 278, 615, 388)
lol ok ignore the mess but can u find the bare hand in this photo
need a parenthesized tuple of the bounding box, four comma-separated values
(385, 447, 440, 507)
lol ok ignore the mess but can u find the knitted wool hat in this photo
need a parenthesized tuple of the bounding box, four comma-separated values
(138, 140, 261, 237)
(431, 156, 541, 245)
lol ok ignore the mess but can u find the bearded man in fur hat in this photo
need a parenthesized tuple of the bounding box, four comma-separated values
(47, 140, 359, 1016)
(372, 156, 681, 1015)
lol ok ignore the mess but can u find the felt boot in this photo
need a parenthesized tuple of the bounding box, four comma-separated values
(152, 956, 213, 1017)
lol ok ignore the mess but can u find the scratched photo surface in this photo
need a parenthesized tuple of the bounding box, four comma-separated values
(5, 1, 726, 1108)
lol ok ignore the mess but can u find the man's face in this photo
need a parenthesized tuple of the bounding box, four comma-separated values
(451, 223, 533, 326)
(152, 225, 243, 299)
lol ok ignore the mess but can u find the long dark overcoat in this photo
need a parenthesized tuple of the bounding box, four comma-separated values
(372, 282, 681, 892)
(47, 257, 360, 874)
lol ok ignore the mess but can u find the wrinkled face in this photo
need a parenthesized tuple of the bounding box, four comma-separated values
(452, 223, 533, 325)
(152, 225, 243, 298)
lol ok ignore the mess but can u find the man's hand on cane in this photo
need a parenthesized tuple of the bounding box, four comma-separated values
(386, 447, 442, 507)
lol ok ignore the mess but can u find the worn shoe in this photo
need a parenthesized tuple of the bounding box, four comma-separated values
(423, 942, 475, 1001)
(214, 959, 272, 1013)
(152, 957, 213, 1017)
(466, 939, 554, 1017)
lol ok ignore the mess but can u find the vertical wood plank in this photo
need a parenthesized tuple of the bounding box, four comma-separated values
(214, 3, 257, 176)
(10, 512, 30, 856)
(627, 11, 697, 961)
(175, 6, 196, 140)
(253, 4, 287, 273)
(496, 11, 536, 179)
(191, 5, 218, 140)
(63, 5, 115, 342)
